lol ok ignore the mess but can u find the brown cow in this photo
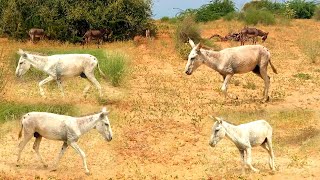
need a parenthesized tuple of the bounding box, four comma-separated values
(240, 27, 269, 46)
(28, 28, 45, 43)
(82, 29, 112, 48)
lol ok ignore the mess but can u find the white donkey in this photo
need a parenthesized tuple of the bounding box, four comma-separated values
(209, 116, 275, 173)
(185, 39, 277, 102)
(17, 107, 113, 175)
(15, 49, 106, 97)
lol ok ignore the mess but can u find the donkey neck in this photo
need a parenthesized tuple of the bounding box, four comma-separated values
(26, 54, 49, 70)
(76, 113, 101, 135)
(201, 49, 221, 71)
(221, 121, 248, 149)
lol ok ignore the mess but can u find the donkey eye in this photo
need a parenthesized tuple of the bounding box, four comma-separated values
(104, 123, 109, 126)
(19, 62, 23, 65)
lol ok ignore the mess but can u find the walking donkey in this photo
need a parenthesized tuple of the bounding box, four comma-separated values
(240, 27, 269, 46)
(15, 49, 106, 98)
(28, 28, 45, 43)
(16, 107, 113, 175)
(185, 39, 277, 102)
(82, 29, 112, 48)
(209, 116, 275, 173)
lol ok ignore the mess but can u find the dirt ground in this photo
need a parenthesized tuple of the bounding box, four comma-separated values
(0, 19, 320, 179)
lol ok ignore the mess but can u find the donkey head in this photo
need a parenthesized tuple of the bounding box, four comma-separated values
(96, 107, 113, 142)
(185, 39, 204, 75)
(262, 32, 269, 42)
(15, 49, 31, 77)
(209, 116, 226, 147)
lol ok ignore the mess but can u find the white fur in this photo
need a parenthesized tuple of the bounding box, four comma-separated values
(209, 116, 275, 172)
(16, 107, 113, 175)
(16, 49, 106, 97)
(185, 39, 277, 102)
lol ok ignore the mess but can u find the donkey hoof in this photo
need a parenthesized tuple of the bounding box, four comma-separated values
(85, 171, 91, 175)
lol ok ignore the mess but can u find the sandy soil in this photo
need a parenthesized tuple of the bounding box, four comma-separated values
(0, 19, 320, 179)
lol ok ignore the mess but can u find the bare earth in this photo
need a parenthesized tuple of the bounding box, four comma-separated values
(0, 19, 320, 179)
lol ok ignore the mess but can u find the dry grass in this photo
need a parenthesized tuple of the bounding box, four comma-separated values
(0, 19, 320, 179)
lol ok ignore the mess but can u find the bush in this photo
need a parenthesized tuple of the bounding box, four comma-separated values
(288, 0, 317, 19)
(0, 0, 153, 42)
(312, 6, 320, 20)
(242, 0, 285, 14)
(160, 16, 170, 22)
(100, 52, 128, 87)
(195, 0, 235, 22)
(241, 9, 276, 25)
(174, 16, 202, 59)
(223, 12, 240, 21)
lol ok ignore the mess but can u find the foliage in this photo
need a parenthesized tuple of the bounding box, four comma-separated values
(293, 73, 311, 80)
(0, 0, 153, 42)
(100, 52, 128, 87)
(288, 0, 317, 19)
(223, 12, 240, 21)
(174, 16, 201, 59)
(298, 39, 320, 63)
(0, 101, 76, 123)
(241, 9, 276, 25)
(313, 6, 320, 20)
(242, 0, 285, 14)
(195, 0, 235, 22)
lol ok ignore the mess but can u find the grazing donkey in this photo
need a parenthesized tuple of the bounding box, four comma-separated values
(82, 29, 112, 48)
(209, 116, 275, 173)
(15, 49, 106, 98)
(185, 39, 277, 102)
(16, 107, 113, 175)
(240, 27, 269, 46)
(28, 28, 45, 43)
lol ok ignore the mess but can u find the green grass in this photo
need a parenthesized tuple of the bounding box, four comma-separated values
(0, 101, 77, 123)
(100, 52, 128, 86)
(293, 73, 311, 80)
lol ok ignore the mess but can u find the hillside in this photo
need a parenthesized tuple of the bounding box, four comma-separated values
(0, 19, 320, 179)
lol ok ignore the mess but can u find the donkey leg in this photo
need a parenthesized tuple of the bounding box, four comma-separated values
(33, 136, 48, 167)
(70, 142, 90, 175)
(266, 137, 275, 171)
(221, 74, 234, 99)
(38, 76, 55, 97)
(239, 149, 246, 174)
(85, 73, 102, 98)
(17, 133, 33, 166)
(51, 142, 68, 171)
(245, 148, 259, 172)
(56, 79, 65, 97)
(259, 67, 270, 102)
(83, 84, 91, 97)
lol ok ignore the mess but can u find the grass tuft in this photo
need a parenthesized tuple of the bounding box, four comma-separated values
(100, 52, 128, 87)
(0, 101, 76, 123)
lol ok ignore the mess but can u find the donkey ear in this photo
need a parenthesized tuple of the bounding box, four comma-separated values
(101, 107, 110, 114)
(196, 43, 202, 52)
(216, 117, 223, 124)
(17, 49, 27, 58)
(188, 38, 196, 48)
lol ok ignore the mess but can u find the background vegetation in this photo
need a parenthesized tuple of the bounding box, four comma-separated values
(0, 0, 153, 42)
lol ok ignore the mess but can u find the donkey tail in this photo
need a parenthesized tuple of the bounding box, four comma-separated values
(269, 59, 278, 74)
(97, 63, 107, 78)
(18, 123, 23, 139)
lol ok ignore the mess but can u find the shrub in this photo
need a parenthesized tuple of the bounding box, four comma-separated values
(160, 16, 170, 22)
(195, 0, 235, 22)
(313, 6, 320, 20)
(223, 12, 240, 21)
(242, 9, 276, 25)
(288, 0, 317, 19)
(100, 52, 128, 87)
(298, 39, 320, 63)
(242, 0, 285, 14)
(174, 16, 201, 59)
